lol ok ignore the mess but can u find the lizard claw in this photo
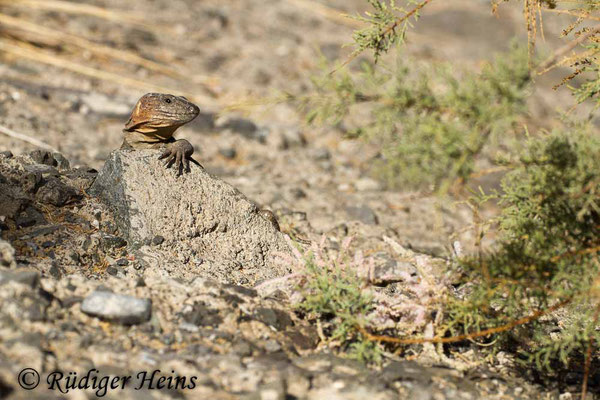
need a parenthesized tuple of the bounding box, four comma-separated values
(158, 139, 195, 176)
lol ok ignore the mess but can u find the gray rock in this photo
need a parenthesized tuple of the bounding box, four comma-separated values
(36, 178, 81, 206)
(52, 152, 71, 170)
(80, 92, 131, 116)
(89, 150, 291, 285)
(0, 239, 16, 268)
(216, 115, 267, 142)
(369, 258, 417, 285)
(80, 290, 151, 325)
(0, 268, 39, 288)
(29, 150, 57, 167)
(355, 177, 381, 192)
(219, 147, 237, 159)
(345, 205, 378, 225)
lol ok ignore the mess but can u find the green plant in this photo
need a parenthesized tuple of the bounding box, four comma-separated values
(293, 238, 382, 363)
(446, 127, 600, 365)
(301, 43, 531, 191)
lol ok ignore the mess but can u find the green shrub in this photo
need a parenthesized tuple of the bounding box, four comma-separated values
(301, 43, 531, 191)
(293, 240, 382, 363)
(445, 127, 600, 369)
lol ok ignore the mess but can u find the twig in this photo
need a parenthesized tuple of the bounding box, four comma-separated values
(380, 0, 433, 38)
(0, 13, 216, 85)
(358, 297, 572, 345)
(0, 0, 157, 31)
(0, 124, 57, 151)
(0, 38, 213, 106)
(536, 26, 600, 74)
(581, 302, 600, 400)
(330, 0, 433, 74)
(285, 0, 364, 28)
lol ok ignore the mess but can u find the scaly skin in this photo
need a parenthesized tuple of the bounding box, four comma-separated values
(121, 93, 201, 175)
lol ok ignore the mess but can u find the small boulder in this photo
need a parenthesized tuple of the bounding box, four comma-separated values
(81, 290, 151, 325)
(89, 150, 291, 285)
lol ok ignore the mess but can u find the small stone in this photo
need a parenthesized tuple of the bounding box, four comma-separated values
(216, 115, 263, 141)
(49, 263, 62, 279)
(0, 239, 16, 268)
(22, 171, 43, 194)
(369, 256, 417, 285)
(219, 147, 237, 159)
(264, 339, 282, 353)
(182, 302, 223, 327)
(232, 340, 253, 357)
(253, 308, 293, 331)
(101, 234, 127, 250)
(41, 240, 55, 248)
(15, 212, 38, 228)
(151, 235, 164, 246)
(106, 266, 118, 276)
(52, 152, 70, 170)
(29, 150, 57, 167)
(290, 188, 306, 199)
(0, 150, 13, 158)
(81, 290, 152, 325)
(36, 178, 81, 207)
(312, 148, 331, 160)
(354, 177, 381, 192)
(61, 296, 83, 308)
(0, 269, 40, 288)
(116, 258, 129, 266)
(345, 205, 378, 225)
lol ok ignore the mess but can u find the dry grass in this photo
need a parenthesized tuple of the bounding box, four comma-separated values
(0, 0, 218, 104)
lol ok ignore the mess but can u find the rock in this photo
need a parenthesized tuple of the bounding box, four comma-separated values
(355, 178, 381, 192)
(89, 150, 291, 285)
(15, 206, 45, 228)
(268, 125, 306, 150)
(181, 302, 223, 327)
(216, 115, 267, 142)
(36, 178, 81, 206)
(0, 150, 13, 158)
(219, 147, 237, 159)
(80, 290, 151, 325)
(0, 269, 39, 288)
(80, 92, 131, 116)
(368, 257, 417, 285)
(0, 239, 16, 268)
(52, 152, 70, 170)
(29, 150, 57, 167)
(253, 307, 293, 331)
(345, 205, 378, 225)
(151, 235, 164, 246)
(312, 148, 331, 161)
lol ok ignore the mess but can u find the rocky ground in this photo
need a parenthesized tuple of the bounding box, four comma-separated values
(0, 0, 596, 399)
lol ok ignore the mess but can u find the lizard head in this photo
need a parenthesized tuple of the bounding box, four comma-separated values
(124, 93, 200, 136)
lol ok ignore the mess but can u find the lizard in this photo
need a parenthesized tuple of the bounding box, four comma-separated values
(121, 93, 201, 175)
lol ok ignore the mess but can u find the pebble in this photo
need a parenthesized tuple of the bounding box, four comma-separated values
(36, 178, 81, 207)
(151, 235, 164, 246)
(80, 290, 152, 325)
(219, 147, 237, 159)
(345, 205, 378, 225)
(355, 177, 381, 192)
(0, 268, 40, 288)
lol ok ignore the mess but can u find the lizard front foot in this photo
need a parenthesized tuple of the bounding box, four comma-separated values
(158, 139, 202, 176)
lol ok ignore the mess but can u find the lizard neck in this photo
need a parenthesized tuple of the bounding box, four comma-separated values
(122, 126, 178, 148)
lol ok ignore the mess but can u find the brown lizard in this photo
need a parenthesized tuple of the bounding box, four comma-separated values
(122, 93, 201, 174)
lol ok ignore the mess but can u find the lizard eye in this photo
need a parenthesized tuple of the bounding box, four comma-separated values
(165, 98, 172, 104)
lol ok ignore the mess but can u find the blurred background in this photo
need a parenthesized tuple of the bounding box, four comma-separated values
(0, 0, 590, 253)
